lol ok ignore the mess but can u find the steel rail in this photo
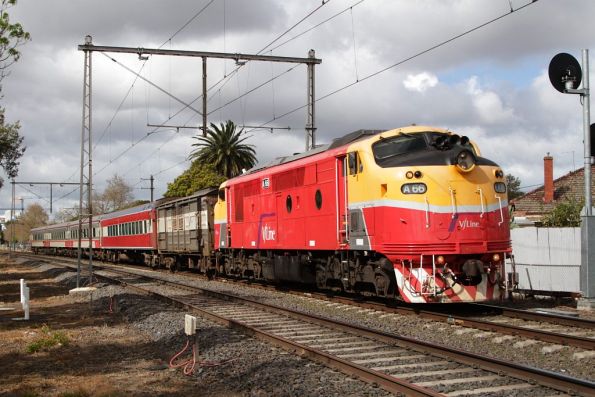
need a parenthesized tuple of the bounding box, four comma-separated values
(471, 302, 595, 329)
(98, 270, 441, 396)
(20, 253, 595, 396)
(20, 252, 595, 350)
(90, 264, 595, 397)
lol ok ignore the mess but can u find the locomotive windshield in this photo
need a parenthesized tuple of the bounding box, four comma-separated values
(372, 132, 482, 168)
(372, 134, 428, 161)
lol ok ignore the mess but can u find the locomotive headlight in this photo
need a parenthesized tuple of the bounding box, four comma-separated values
(494, 182, 507, 193)
(436, 255, 445, 265)
(492, 253, 501, 263)
(494, 169, 504, 179)
(454, 150, 476, 173)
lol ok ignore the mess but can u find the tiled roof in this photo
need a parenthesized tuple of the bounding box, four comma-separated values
(512, 165, 595, 217)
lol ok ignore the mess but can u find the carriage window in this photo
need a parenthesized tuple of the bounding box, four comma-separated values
(218, 189, 225, 201)
(286, 195, 293, 213)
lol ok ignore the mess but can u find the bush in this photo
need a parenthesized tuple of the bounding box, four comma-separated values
(541, 200, 582, 227)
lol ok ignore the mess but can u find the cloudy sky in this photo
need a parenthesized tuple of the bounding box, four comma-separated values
(2, 0, 594, 219)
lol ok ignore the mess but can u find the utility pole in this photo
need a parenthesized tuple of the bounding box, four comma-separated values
(10, 180, 15, 255)
(78, 41, 322, 151)
(141, 175, 154, 202)
(77, 35, 94, 289)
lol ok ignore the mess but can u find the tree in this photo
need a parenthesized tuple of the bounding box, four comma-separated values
(0, 111, 25, 187)
(0, 0, 29, 189)
(19, 202, 48, 229)
(4, 202, 47, 244)
(506, 174, 523, 200)
(0, 0, 30, 82)
(190, 120, 257, 179)
(93, 174, 134, 214)
(542, 199, 582, 227)
(164, 161, 226, 198)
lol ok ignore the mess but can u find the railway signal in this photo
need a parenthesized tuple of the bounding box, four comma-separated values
(549, 50, 594, 308)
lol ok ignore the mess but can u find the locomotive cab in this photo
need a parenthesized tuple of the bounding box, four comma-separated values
(348, 127, 510, 303)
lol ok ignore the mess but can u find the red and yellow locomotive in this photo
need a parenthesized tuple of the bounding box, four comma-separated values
(214, 125, 510, 303)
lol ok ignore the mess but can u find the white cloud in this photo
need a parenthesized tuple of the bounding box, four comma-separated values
(403, 72, 438, 93)
(466, 76, 514, 124)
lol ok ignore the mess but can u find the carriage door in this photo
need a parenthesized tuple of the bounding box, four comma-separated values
(336, 155, 349, 246)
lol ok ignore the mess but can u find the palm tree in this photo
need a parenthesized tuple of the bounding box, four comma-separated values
(190, 120, 257, 178)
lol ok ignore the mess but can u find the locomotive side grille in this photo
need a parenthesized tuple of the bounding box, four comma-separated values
(381, 241, 510, 255)
(487, 240, 511, 251)
(381, 242, 458, 254)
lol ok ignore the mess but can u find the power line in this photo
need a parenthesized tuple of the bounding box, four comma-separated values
(101, 52, 203, 115)
(208, 64, 300, 116)
(268, 0, 365, 53)
(160, 0, 217, 47)
(255, 0, 331, 55)
(246, 0, 540, 134)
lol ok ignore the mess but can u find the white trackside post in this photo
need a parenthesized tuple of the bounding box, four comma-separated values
(20, 279, 29, 320)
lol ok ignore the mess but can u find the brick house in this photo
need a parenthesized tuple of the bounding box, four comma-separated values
(511, 155, 595, 224)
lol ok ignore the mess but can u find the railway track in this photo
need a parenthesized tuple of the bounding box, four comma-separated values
(16, 252, 595, 350)
(289, 292, 595, 350)
(16, 253, 595, 396)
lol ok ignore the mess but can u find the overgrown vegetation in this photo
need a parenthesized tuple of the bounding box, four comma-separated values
(541, 199, 582, 227)
(26, 324, 69, 353)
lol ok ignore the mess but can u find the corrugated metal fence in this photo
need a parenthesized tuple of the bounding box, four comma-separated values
(510, 227, 580, 293)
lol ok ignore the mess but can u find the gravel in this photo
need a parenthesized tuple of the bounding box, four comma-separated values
(26, 260, 397, 397)
(19, 257, 594, 394)
(129, 269, 595, 382)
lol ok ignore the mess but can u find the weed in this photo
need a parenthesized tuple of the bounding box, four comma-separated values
(26, 324, 70, 354)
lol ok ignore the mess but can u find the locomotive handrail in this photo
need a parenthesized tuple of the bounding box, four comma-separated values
(477, 187, 485, 217)
(449, 187, 457, 218)
(495, 194, 504, 226)
(424, 197, 430, 228)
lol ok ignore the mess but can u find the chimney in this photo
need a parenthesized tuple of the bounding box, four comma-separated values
(544, 153, 554, 203)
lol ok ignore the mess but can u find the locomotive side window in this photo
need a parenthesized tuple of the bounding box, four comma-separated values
(286, 195, 293, 213)
(315, 189, 323, 210)
(218, 188, 225, 201)
(347, 152, 363, 175)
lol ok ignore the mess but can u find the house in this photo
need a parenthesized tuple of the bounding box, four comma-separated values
(511, 154, 595, 224)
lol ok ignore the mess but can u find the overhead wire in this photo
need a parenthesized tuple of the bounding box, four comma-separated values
(97, 0, 336, 183)
(255, 0, 332, 55)
(101, 53, 203, 115)
(245, 0, 540, 134)
(267, 0, 365, 53)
